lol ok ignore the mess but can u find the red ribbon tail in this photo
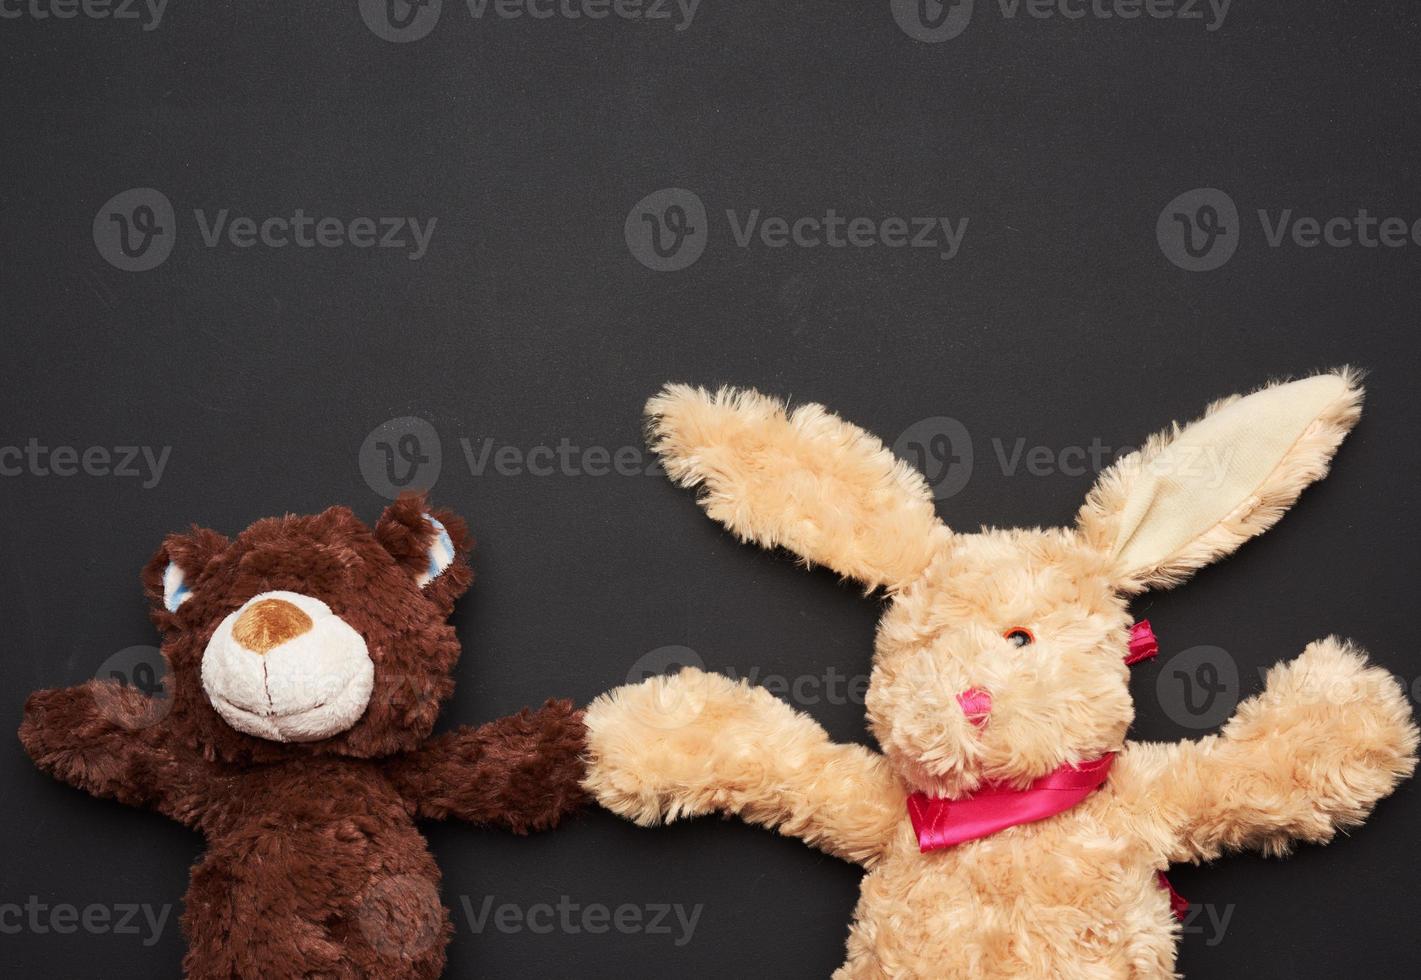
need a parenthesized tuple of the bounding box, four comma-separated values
(1156, 871, 1189, 922)
(1126, 620, 1160, 666)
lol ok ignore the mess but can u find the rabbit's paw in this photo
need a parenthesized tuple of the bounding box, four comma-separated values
(1225, 638, 1418, 815)
(583, 667, 794, 825)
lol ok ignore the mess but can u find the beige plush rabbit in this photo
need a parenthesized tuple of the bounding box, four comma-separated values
(583, 370, 1418, 979)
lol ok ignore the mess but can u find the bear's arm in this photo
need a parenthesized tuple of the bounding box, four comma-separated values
(1116, 639, 1417, 863)
(583, 667, 905, 868)
(385, 698, 588, 833)
(19, 681, 211, 827)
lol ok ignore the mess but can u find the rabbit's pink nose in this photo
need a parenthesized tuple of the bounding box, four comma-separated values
(957, 688, 992, 728)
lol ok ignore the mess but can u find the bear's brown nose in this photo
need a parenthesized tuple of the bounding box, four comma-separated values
(232, 598, 314, 654)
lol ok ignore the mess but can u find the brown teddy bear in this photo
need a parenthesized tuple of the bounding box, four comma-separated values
(584, 370, 1419, 978)
(19, 493, 588, 979)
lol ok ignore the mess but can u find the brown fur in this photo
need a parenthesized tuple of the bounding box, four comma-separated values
(19, 494, 588, 979)
(586, 372, 1418, 978)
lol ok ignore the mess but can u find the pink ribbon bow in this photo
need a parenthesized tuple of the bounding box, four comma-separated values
(907, 754, 1117, 852)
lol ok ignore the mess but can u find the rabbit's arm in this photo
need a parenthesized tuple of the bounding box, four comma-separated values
(1122, 639, 1417, 862)
(19, 681, 210, 826)
(385, 699, 589, 833)
(584, 667, 904, 867)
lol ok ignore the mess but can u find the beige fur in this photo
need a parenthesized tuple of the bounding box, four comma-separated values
(646, 384, 948, 592)
(585, 371, 1417, 979)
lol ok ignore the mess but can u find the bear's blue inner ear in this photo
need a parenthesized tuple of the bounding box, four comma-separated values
(163, 561, 192, 611)
(415, 515, 455, 588)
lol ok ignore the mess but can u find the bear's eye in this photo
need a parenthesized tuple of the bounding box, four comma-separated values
(1003, 627, 1035, 648)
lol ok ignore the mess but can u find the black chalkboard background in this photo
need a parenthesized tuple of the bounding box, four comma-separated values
(2, 2, 1418, 977)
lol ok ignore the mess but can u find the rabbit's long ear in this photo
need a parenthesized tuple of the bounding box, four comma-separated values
(1076, 369, 1363, 594)
(647, 384, 948, 591)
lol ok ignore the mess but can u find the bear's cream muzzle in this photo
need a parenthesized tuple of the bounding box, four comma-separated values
(200, 590, 374, 742)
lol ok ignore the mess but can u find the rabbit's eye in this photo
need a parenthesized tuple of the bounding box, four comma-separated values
(1003, 627, 1035, 648)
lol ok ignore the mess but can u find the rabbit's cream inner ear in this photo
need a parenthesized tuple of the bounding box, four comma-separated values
(1111, 373, 1351, 577)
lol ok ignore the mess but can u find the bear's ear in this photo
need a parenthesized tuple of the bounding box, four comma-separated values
(140, 524, 230, 627)
(374, 493, 474, 614)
